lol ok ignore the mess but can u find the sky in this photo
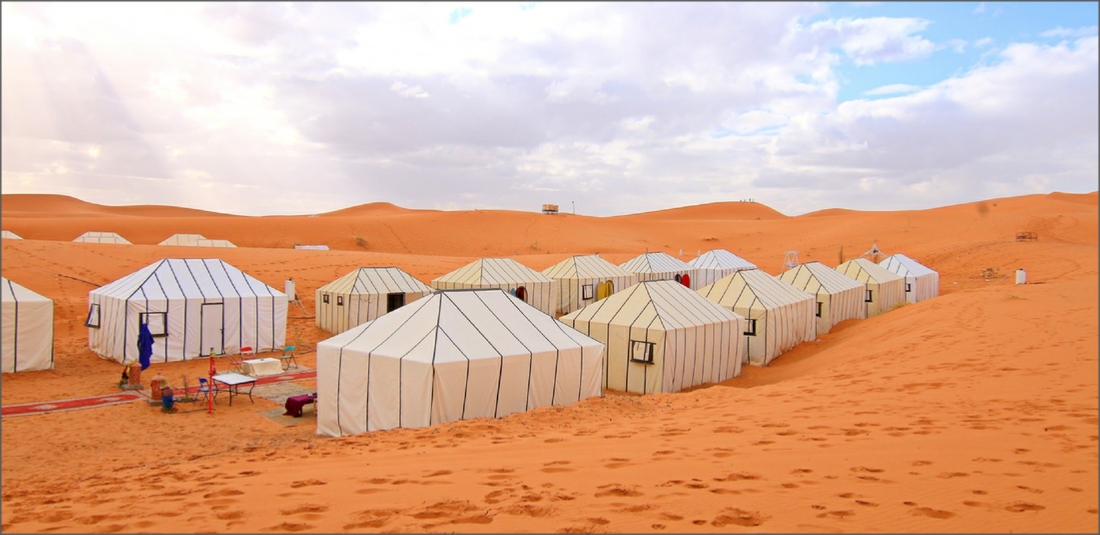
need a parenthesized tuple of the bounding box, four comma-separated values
(1, 2, 1097, 217)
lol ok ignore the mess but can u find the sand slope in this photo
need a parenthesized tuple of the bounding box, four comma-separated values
(0, 191, 1096, 533)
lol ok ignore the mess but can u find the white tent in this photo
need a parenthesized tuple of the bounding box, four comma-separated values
(431, 258, 557, 316)
(73, 231, 131, 244)
(2, 277, 54, 373)
(87, 259, 287, 363)
(697, 269, 815, 367)
(190, 239, 236, 248)
(316, 267, 433, 335)
(316, 289, 604, 437)
(620, 252, 699, 289)
(879, 254, 939, 303)
(835, 258, 906, 318)
(542, 255, 639, 317)
(2, 230, 23, 240)
(779, 261, 867, 335)
(561, 280, 744, 394)
(688, 249, 757, 288)
(159, 234, 205, 246)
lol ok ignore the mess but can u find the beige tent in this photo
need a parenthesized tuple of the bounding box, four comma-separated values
(561, 280, 744, 394)
(2, 230, 23, 240)
(2, 277, 54, 373)
(316, 289, 604, 437)
(542, 255, 639, 317)
(431, 258, 557, 316)
(190, 239, 236, 248)
(73, 231, 130, 244)
(879, 254, 939, 303)
(316, 267, 433, 335)
(688, 249, 757, 288)
(159, 234, 205, 246)
(779, 261, 867, 335)
(835, 258, 906, 318)
(620, 252, 699, 289)
(697, 269, 815, 367)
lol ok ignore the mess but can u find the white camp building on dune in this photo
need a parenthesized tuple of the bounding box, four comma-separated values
(835, 258, 906, 318)
(620, 252, 699, 289)
(190, 239, 236, 248)
(316, 267, 433, 335)
(779, 261, 867, 335)
(73, 231, 130, 244)
(2, 277, 54, 373)
(879, 254, 939, 303)
(159, 234, 206, 246)
(697, 269, 816, 367)
(87, 259, 286, 364)
(2, 230, 23, 240)
(542, 255, 639, 317)
(561, 280, 744, 394)
(431, 258, 557, 316)
(688, 249, 758, 288)
(316, 289, 604, 437)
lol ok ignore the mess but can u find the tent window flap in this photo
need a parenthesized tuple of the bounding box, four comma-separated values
(744, 319, 757, 336)
(85, 303, 101, 328)
(630, 340, 655, 364)
(865, 290, 873, 303)
(322, 294, 330, 304)
(815, 302, 822, 318)
(581, 284, 594, 300)
(139, 312, 168, 337)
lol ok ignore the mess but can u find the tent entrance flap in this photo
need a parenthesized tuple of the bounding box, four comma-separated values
(386, 293, 405, 312)
(201, 303, 224, 355)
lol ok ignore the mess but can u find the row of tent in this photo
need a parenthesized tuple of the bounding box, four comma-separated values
(1, 231, 235, 247)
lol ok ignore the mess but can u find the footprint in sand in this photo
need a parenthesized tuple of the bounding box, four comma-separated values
(911, 507, 955, 519)
(1005, 502, 1045, 512)
(263, 522, 314, 532)
(711, 507, 764, 527)
(289, 479, 326, 488)
(594, 484, 643, 498)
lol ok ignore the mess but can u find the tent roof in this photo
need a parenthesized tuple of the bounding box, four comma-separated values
(159, 234, 205, 246)
(543, 255, 635, 280)
(620, 252, 693, 274)
(700, 268, 815, 309)
(190, 239, 236, 248)
(1, 230, 23, 240)
(561, 280, 741, 331)
(318, 267, 432, 295)
(688, 249, 757, 270)
(90, 258, 284, 300)
(783, 261, 865, 293)
(838, 258, 905, 283)
(74, 231, 130, 244)
(433, 258, 553, 286)
(321, 289, 601, 363)
(880, 254, 937, 277)
(1, 277, 51, 304)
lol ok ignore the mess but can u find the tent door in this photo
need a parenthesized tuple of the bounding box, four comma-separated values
(201, 303, 224, 355)
(681, 273, 691, 287)
(515, 286, 527, 302)
(386, 293, 405, 312)
(597, 280, 613, 300)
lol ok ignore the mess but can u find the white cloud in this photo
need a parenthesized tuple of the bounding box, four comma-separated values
(973, 2, 986, 15)
(799, 17, 936, 65)
(1041, 25, 1099, 38)
(863, 83, 922, 96)
(975, 37, 993, 48)
(390, 81, 430, 99)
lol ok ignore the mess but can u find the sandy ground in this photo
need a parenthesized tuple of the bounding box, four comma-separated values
(1, 191, 1096, 533)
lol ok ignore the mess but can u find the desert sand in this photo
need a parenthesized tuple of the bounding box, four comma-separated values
(1, 191, 1096, 533)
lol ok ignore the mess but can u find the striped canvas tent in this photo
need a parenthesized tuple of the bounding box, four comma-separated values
(561, 280, 744, 394)
(542, 255, 639, 317)
(316, 267, 433, 334)
(73, 231, 130, 244)
(688, 249, 758, 288)
(159, 234, 206, 246)
(698, 269, 816, 367)
(620, 252, 698, 289)
(316, 289, 604, 437)
(779, 261, 867, 335)
(2, 277, 54, 373)
(835, 258, 906, 318)
(190, 239, 236, 248)
(87, 259, 286, 363)
(879, 254, 939, 303)
(431, 258, 557, 316)
(1, 230, 23, 240)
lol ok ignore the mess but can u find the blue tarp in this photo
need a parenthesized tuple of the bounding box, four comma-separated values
(138, 323, 154, 371)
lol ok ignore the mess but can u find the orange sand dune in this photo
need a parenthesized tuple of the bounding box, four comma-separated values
(615, 201, 788, 221)
(0, 191, 1096, 533)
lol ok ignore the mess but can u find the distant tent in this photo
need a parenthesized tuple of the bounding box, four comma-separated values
(1, 230, 23, 240)
(2, 277, 54, 373)
(315, 267, 433, 335)
(879, 254, 939, 303)
(620, 252, 699, 289)
(316, 289, 604, 437)
(835, 258, 906, 318)
(190, 239, 236, 248)
(87, 259, 286, 363)
(561, 280, 744, 394)
(779, 261, 867, 335)
(688, 249, 757, 288)
(542, 255, 639, 317)
(697, 269, 816, 367)
(73, 231, 130, 244)
(159, 234, 205, 246)
(431, 258, 557, 316)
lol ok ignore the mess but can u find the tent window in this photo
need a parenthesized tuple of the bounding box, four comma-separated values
(815, 302, 822, 318)
(581, 284, 594, 300)
(744, 319, 757, 337)
(630, 340, 655, 364)
(322, 294, 330, 304)
(337, 295, 344, 306)
(865, 290, 873, 303)
(139, 312, 168, 337)
(85, 303, 101, 328)
(905, 283, 912, 292)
